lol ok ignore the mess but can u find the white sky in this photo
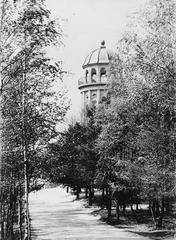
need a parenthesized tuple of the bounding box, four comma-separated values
(45, 0, 147, 121)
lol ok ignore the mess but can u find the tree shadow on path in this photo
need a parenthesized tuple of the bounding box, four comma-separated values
(128, 230, 175, 240)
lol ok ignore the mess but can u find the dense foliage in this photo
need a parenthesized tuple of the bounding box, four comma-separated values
(0, 0, 69, 239)
(46, 107, 99, 205)
(95, 0, 176, 226)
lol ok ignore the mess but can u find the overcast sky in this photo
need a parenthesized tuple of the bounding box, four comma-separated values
(45, 0, 147, 121)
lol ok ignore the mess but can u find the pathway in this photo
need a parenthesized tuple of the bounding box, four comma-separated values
(29, 186, 151, 240)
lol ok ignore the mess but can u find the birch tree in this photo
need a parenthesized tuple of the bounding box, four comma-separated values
(0, 0, 69, 239)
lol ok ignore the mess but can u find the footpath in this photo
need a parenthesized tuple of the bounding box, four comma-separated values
(29, 186, 155, 240)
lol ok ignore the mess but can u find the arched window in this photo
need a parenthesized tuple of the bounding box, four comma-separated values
(91, 91, 97, 103)
(91, 68, 97, 82)
(85, 70, 88, 83)
(100, 68, 107, 82)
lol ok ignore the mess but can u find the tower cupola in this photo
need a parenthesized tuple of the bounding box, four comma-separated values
(78, 41, 115, 121)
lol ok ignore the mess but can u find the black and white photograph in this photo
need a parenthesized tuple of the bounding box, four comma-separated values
(0, 0, 175, 239)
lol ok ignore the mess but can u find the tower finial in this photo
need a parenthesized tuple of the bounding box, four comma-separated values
(101, 40, 105, 47)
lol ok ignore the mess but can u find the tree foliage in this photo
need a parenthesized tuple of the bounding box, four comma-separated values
(0, 0, 69, 238)
(93, 0, 176, 226)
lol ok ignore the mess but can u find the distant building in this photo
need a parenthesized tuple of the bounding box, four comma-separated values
(78, 41, 115, 121)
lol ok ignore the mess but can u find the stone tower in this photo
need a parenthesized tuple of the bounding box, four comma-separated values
(78, 41, 114, 121)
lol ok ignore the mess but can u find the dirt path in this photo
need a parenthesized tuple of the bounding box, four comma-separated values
(29, 186, 151, 240)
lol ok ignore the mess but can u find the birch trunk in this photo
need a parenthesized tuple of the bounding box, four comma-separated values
(22, 63, 30, 240)
(0, 0, 5, 237)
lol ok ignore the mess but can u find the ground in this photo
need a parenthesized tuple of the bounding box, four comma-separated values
(29, 186, 175, 240)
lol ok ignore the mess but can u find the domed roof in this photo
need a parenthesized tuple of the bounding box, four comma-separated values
(82, 41, 114, 68)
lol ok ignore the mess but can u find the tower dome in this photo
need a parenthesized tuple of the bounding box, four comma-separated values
(82, 41, 114, 68)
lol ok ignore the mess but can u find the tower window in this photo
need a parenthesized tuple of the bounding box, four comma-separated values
(100, 68, 107, 82)
(91, 91, 97, 106)
(91, 68, 97, 82)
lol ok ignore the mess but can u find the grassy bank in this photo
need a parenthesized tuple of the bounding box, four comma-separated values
(71, 188, 175, 240)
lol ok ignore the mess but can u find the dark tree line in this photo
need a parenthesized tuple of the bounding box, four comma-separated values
(45, 107, 100, 206)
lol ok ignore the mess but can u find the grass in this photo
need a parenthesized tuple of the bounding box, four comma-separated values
(73, 189, 176, 240)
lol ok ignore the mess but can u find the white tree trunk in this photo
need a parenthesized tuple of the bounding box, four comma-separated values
(0, 0, 5, 236)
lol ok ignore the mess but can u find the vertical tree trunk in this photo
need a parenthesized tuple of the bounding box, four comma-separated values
(123, 203, 126, 212)
(88, 186, 92, 206)
(18, 186, 23, 240)
(152, 199, 156, 217)
(136, 203, 139, 211)
(76, 186, 80, 199)
(0, 105, 3, 239)
(0, 1, 4, 236)
(156, 198, 165, 229)
(106, 188, 112, 219)
(22, 55, 30, 240)
(9, 184, 14, 239)
(92, 185, 94, 199)
(165, 198, 170, 213)
(101, 188, 105, 209)
(1, 206, 5, 240)
(149, 199, 152, 212)
(116, 201, 120, 220)
(85, 188, 88, 198)
(131, 204, 139, 222)
(156, 200, 160, 216)
(150, 203, 157, 228)
(102, 188, 105, 200)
